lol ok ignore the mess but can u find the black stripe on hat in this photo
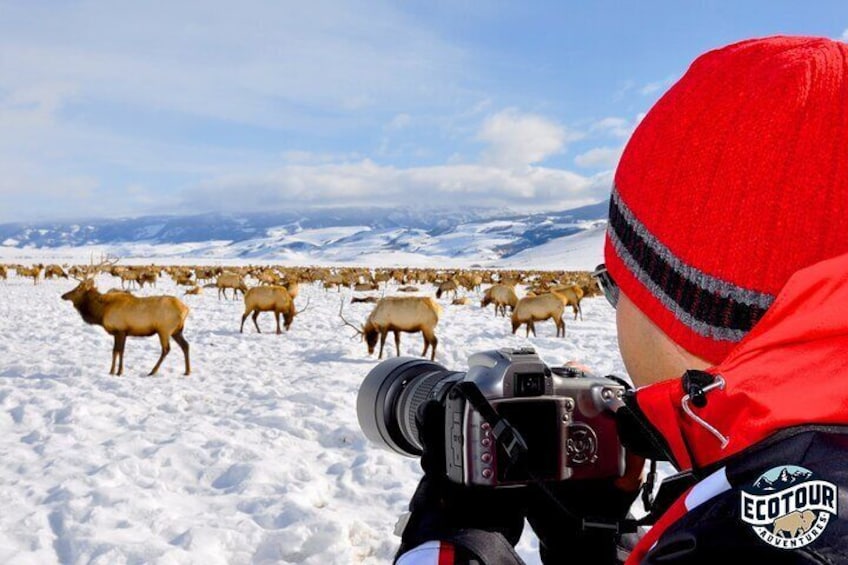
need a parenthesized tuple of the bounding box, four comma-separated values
(608, 187, 773, 342)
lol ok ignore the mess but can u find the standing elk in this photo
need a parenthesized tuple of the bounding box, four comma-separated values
(511, 293, 565, 338)
(61, 260, 190, 376)
(17, 264, 43, 285)
(340, 296, 441, 360)
(0, 265, 7, 280)
(240, 286, 310, 334)
(216, 272, 248, 300)
(552, 284, 584, 321)
(481, 284, 519, 317)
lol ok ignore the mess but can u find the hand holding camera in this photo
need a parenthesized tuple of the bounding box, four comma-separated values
(357, 347, 628, 487)
(358, 348, 646, 563)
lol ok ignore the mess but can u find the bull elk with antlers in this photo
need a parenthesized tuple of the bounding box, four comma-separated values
(340, 296, 441, 360)
(61, 259, 190, 376)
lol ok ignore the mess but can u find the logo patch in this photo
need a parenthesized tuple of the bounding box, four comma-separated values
(741, 465, 837, 549)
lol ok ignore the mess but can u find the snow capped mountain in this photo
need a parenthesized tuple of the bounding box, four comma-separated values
(0, 201, 609, 269)
(753, 467, 813, 491)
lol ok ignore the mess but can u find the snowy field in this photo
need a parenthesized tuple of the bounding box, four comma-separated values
(0, 271, 633, 564)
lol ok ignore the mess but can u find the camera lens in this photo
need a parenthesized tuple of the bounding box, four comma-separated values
(357, 357, 463, 457)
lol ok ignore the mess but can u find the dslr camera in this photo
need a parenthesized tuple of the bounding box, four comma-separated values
(357, 347, 627, 487)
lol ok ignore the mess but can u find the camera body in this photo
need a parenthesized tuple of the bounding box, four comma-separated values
(443, 347, 626, 487)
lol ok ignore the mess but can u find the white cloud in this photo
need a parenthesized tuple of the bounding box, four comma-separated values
(574, 146, 624, 169)
(589, 117, 633, 139)
(180, 159, 610, 214)
(841, 29, 848, 42)
(477, 109, 580, 167)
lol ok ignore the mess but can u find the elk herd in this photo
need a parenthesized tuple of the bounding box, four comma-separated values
(3, 260, 601, 376)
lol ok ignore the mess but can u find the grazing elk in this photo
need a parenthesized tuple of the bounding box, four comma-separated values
(511, 293, 565, 338)
(481, 284, 519, 317)
(61, 260, 190, 376)
(435, 279, 459, 300)
(44, 265, 68, 280)
(240, 286, 310, 334)
(138, 270, 158, 288)
(340, 296, 441, 360)
(216, 272, 248, 300)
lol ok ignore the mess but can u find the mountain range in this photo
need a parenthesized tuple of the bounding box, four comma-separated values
(0, 201, 610, 269)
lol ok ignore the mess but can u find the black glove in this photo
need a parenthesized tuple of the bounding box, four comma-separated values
(396, 399, 527, 561)
(525, 477, 640, 564)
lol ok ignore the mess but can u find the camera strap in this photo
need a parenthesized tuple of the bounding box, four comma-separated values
(455, 381, 659, 535)
(455, 381, 529, 465)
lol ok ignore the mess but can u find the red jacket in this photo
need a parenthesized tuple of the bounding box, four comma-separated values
(627, 252, 848, 563)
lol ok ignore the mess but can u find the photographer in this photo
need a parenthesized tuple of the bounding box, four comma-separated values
(394, 36, 848, 564)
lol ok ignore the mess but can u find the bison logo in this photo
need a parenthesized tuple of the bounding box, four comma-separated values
(741, 465, 837, 549)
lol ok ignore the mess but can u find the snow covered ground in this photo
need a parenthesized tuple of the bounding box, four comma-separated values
(0, 270, 642, 564)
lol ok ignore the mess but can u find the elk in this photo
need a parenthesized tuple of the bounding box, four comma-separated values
(44, 265, 68, 279)
(184, 285, 202, 296)
(61, 260, 190, 376)
(351, 295, 379, 304)
(481, 284, 519, 317)
(240, 286, 310, 334)
(353, 281, 379, 292)
(452, 297, 471, 305)
(552, 284, 584, 321)
(398, 285, 419, 293)
(216, 272, 248, 300)
(138, 270, 158, 288)
(0, 265, 7, 280)
(511, 293, 565, 338)
(435, 279, 459, 300)
(340, 296, 441, 361)
(17, 264, 43, 285)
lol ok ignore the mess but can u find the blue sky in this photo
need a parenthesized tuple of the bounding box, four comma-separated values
(1, 1, 846, 222)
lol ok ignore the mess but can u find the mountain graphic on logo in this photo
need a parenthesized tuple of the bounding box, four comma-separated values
(753, 467, 813, 491)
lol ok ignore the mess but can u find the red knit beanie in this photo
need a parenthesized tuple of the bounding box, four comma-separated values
(605, 35, 848, 365)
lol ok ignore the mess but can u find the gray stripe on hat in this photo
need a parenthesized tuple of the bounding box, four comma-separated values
(611, 187, 774, 310)
(608, 222, 749, 341)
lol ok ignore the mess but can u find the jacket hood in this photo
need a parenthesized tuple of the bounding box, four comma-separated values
(634, 252, 848, 471)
